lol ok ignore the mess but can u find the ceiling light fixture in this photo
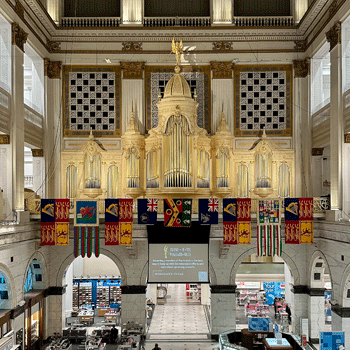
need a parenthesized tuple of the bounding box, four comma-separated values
(104, 58, 112, 64)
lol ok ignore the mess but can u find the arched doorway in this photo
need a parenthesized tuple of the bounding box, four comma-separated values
(62, 254, 121, 328)
(234, 253, 294, 332)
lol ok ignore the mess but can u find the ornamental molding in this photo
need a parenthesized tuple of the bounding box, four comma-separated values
(212, 41, 233, 51)
(328, 0, 339, 18)
(47, 39, 61, 53)
(11, 22, 28, 52)
(293, 59, 310, 78)
(31, 149, 43, 157)
(14, 0, 25, 20)
(120, 61, 145, 79)
(326, 21, 341, 51)
(44, 58, 62, 79)
(210, 61, 234, 79)
(122, 42, 143, 51)
(0, 135, 10, 144)
(294, 39, 307, 51)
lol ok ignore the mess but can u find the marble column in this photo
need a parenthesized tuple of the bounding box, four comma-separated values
(11, 23, 27, 214)
(326, 22, 343, 216)
(0, 135, 12, 218)
(44, 59, 62, 198)
(120, 286, 147, 331)
(32, 149, 45, 198)
(146, 284, 158, 305)
(210, 285, 236, 335)
(308, 293, 325, 342)
(121, 0, 143, 25)
(293, 59, 311, 197)
(212, 0, 232, 24)
(210, 62, 234, 135)
(121, 62, 145, 135)
(331, 306, 350, 349)
(45, 286, 66, 336)
(291, 286, 309, 335)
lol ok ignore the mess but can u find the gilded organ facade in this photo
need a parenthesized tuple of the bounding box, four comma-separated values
(60, 63, 295, 211)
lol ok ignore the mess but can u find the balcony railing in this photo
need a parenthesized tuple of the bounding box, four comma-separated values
(24, 104, 43, 128)
(233, 16, 294, 27)
(143, 17, 211, 27)
(27, 197, 330, 216)
(61, 17, 121, 27)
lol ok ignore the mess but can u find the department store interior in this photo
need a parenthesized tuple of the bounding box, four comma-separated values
(0, 0, 350, 349)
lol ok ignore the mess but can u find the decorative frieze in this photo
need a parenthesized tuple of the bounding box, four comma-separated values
(294, 39, 307, 51)
(11, 22, 28, 52)
(293, 59, 310, 78)
(44, 59, 62, 79)
(328, 0, 338, 18)
(47, 39, 61, 53)
(326, 21, 341, 51)
(210, 61, 234, 79)
(121, 61, 145, 79)
(122, 42, 143, 52)
(212, 41, 233, 51)
(31, 149, 43, 157)
(0, 135, 10, 144)
(14, 0, 25, 20)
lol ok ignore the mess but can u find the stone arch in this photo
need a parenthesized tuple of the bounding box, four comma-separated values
(229, 247, 300, 285)
(139, 261, 217, 285)
(22, 250, 49, 292)
(308, 250, 333, 289)
(56, 249, 128, 286)
(0, 262, 17, 309)
(339, 263, 350, 307)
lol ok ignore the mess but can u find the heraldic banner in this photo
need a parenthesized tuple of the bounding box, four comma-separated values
(41, 199, 70, 246)
(257, 200, 281, 257)
(199, 198, 219, 225)
(285, 198, 314, 244)
(138, 198, 158, 225)
(74, 200, 99, 257)
(105, 199, 133, 246)
(164, 199, 192, 227)
(223, 198, 251, 245)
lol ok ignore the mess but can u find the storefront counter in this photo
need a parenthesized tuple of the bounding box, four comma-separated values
(263, 338, 292, 350)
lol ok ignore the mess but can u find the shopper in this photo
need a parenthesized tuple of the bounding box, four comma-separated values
(285, 303, 292, 324)
(110, 325, 118, 343)
(273, 297, 278, 318)
(153, 343, 161, 350)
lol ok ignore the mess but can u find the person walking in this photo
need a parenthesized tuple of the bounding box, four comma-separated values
(285, 303, 292, 324)
(152, 344, 161, 350)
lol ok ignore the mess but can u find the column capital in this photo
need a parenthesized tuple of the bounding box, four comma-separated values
(326, 21, 341, 51)
(0, 135, 10, 144)
(293, 59, 310, 78)
(121, 61, 145, 79)
(210, 61, 234, 79)
(210, 284, 237, 293)
(47, 39, 61, 53)
(122, 42, 143, 52)
(44, 58, 62, 79)
(294, 39, 307, 52)
(11, 22, 28, 52)
(31, 149, 43, 157)
(292, 285, 326, 295)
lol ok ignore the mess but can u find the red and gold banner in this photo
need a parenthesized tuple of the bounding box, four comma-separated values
(41, 223, 56, 245)
(105, 223, 120, 245)
(223, 222, 238, 245)
(119, 222, 133, 245)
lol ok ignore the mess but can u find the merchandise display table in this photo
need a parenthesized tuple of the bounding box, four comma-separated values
(263, 338, 292, 350)
(97, 308, 108, 317)
(78, 311, 94, 325)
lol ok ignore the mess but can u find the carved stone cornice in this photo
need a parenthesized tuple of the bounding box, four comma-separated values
(121, 61, 145, 79)
(212, 41, 233, 51)
(122, 42, 143, 52)
(44, 59, 62, 79)
(14, 0, 25, 20)
(47, 39, 61, 53)
(210, 61, 234, 79)
(11, 22, 28, 52)
(293, 59, 310, 78)
(294, 39, 307, 51)
(326, 21, 341, 51)
(0, 135, 10, 144)
(31, 149, 43, 157)
(329, 0, 338, 18)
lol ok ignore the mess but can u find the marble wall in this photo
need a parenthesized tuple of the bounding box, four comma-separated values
(331, 313, 350, 349)
(121, 293, 147, 329)
(308, 295, 325, 339)
(210, 293, 236, 334)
